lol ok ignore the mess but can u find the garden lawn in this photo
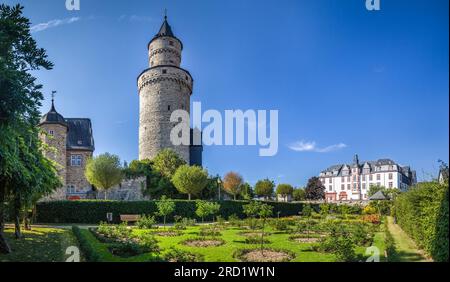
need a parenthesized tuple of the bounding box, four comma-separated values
(386, 217, 431, 262)
(0, 226, 80, 262)
(78, 224, 387, 262)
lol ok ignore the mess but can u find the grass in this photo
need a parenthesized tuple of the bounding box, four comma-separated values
(77, 223, 387, 262)
(0, 226, 80, 262)
(385, 216, 431, 262)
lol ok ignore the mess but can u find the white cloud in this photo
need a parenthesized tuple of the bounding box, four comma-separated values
(119, 15, 155, 22)
(30, 17, 80, 33)
(288, 140, 347, 153)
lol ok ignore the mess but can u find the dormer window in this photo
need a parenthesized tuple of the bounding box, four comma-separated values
(77, 140, 82, 145)
(48, 130, 54, 136)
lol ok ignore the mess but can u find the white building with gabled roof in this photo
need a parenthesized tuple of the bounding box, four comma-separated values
(319, 154, 416, 202)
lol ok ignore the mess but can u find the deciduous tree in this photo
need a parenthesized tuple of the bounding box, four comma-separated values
(222, 172, 243, 200)
(172, 165, 208, 200)
(85, 153, 123, 199)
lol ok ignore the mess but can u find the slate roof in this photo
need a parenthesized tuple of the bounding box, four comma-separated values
(369, 190, 388, 200)
(39, 100, 67, 127)
(65, 118, 95, 151)
(148, 16, 183, 50)
(321, 155, 414, 178)
(40, 101, 94, 152)
(155, 16, 174, 38)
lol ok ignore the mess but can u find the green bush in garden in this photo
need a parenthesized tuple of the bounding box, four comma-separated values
(393, 182, 449, 262)
(163, 248, 204, 262)
(136, 215, 156, 229)
(36, 200, 310, 223)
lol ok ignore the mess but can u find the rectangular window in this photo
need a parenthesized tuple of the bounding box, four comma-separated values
(66, 185, 76, 194)
(369, 174, 373, 181)
(347, 176, 350, 182)
(362, 175, 366, 182)
(48, 130, 54, 136)
(353, 175, 356, 181)
(162, 69, 167, 74)
(341, 184, 344, 190)
(347, 184, 350, 190)
(389, 182, 393, 188)
(341, 177, 345, 182)
(329, 185, 332, 191)
(376, 174, 381, 180)
(389, 173, 393, 180)
(329, 178, 332, 184)
(362, 183, 366, 190)
(70, 155, 82, 166)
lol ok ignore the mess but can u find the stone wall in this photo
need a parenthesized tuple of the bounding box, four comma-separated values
(39, 124, 67, 200)
(66, 150, 93, 192)
(138, 35, 192, 163)
(96, 177, 147, 201)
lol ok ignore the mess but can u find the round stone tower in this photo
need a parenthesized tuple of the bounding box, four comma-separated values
(137, 15, 193, 162)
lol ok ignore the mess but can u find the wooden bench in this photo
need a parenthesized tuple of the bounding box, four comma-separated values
(119, 214, 140, 223)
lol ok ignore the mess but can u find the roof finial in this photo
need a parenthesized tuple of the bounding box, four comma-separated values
(51, 90, 57, 111)
(164, 8, 167, 20)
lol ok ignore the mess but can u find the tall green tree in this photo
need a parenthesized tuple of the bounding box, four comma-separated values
(172, 165, 208, 200)
(85, 153, 123, 200)
(240, 182, 254, 200)
(152, 149, 186, 179)
(276, 184, 294, 199)
(304, 177, 325, 200)
(0, 4, 60, 253)
(254, 178, 275, 200)
(293, 188, 306, 201)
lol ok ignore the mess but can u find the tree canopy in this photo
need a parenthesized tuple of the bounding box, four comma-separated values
(152, 149, 186, 179)
(276, 184, 294, 196)
(254, 178, 275, 199)
(85, 153, 123, 199)
(304, 177, 325, 200)
(0, 4, 60, 253)
(222, 171, 243, 200)
(172, 165, 208, 200)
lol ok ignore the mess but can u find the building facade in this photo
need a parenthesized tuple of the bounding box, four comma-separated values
(319, 154, 416, 202)
(39, 99, 95, 200)
(137, 15, 202, 165)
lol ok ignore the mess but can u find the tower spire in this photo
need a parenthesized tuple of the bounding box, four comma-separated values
(51, 90, 57, 111)
(164, 8, 167, 20)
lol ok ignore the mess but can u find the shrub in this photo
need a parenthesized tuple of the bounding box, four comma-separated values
(173, 216, 196, 230)
(36, 200, 313, 224)
(361, 214, 381, 225)
(108, 241, 143, 258)
(245, 236, 271, 244)
(363, 205, 377, 215)
(164, 248, 204, 262)
(72, 226, 100, 262)
(268, 218, 289, 231)
(302, 204, 313, 217)
(136, 215, 156, 229)
(394, 182, 449, 262)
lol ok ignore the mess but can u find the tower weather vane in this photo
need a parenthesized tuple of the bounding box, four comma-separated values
(51, 90, 56, 102)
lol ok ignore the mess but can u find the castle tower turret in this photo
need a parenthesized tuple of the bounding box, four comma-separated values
(137, 15, 193, 162)
(38, 95, 68, 199)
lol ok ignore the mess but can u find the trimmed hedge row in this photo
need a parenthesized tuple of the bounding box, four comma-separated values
(37, 200, 311, 224)
(393, 182, 449, 262)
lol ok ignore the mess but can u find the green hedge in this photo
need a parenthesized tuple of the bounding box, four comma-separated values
(393, 182, 449, 262)
(37, 200, 310, 224)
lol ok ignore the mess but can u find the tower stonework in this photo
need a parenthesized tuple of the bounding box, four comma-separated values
(138, 16, 193, 163)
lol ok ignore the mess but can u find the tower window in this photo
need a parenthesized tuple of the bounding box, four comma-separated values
(168, 105, 171, 111)
(48, 130, 54, 136)
(162, 69, 167, 74)
(169, 41, 174, 46)
(70, 155, 82, 166)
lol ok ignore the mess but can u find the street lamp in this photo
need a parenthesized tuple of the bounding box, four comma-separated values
(217, 177, 222, 201)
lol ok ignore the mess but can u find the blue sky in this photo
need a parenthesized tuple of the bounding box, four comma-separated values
(4, 0, 449, 186)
